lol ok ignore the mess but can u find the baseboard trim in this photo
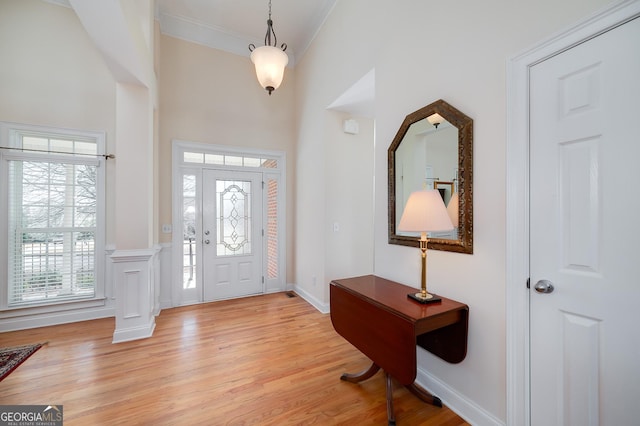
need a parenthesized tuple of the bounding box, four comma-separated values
(291, 284, 330, 314)
(112, 320, 156, 344)
(415, 366, 505, 426)
(0, 306, 115, 332)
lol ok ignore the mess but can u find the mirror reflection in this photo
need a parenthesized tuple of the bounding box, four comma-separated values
(388, 99, 473, 253)
(395, 117, 459, 240)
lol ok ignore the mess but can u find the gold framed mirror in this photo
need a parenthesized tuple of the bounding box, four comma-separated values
(388, 99, 473, 253)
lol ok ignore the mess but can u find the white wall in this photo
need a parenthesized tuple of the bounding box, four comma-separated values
(294, 0, 380, 305)
(324, 111, 375, 301)
(0, 0, 617, 420)
(157, 34, 297, 282)
(0, 0, 118, 328)
(294, 0, 612, 423)
(0, 0, 117, 240)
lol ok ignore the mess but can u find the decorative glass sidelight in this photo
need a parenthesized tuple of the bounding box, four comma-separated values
(216, 180, 252, 256)
(266, 178, 278, 279)
(182, 175, 196, 289)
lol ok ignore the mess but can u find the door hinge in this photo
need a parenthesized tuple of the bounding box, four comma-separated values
(526, 277, 530, 289)
(262, 276, 265, 284)
(262, 229, 264, 237)
(262, 181, 265, 189)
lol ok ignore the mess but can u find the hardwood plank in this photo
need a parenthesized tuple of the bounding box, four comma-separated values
(0, 293, 470, 425)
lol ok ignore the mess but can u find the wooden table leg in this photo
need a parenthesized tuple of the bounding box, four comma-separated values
(340, 366, 441, 423)
(385, 371, 396, 426)
(341, 364, 395, 424)
(340, 362, 381, 383)
(406, 382, 442, 407)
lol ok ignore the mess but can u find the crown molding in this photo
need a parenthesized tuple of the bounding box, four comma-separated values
(157, 11, 297, 66)
(295, 0, 337, 61)
(42, 0, 71, 8)
(45, 0, 339, 68)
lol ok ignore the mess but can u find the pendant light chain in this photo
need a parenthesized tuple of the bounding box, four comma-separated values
(249, 0, 286, 52)
(265, 0, 276, 47)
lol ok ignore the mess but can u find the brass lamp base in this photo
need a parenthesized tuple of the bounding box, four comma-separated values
(408, 292, 442, 304)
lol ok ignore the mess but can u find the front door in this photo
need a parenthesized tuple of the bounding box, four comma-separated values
(202, 169, 263, 301)
(529, 17, 640, 425)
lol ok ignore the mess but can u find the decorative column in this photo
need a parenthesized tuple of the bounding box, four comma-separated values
(111, 248, 160, 343)
(70, 0, 159, 342)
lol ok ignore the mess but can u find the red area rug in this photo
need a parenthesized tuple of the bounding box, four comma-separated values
(0, 343, 44, 382)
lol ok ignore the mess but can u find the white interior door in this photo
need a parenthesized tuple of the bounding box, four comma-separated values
(202, 169, 263, 301)
(529, 17, 640, 425)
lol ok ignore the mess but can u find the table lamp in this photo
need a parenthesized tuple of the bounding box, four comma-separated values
(398, 190, 454, 303)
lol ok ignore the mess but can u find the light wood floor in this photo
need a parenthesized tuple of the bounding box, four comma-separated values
(0, 293, 470, 425)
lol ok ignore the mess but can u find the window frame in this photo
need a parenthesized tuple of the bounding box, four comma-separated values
(0, 122, 107, 314)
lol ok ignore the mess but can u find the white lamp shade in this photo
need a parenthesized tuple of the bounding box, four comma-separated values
(398, 190, 454, 232)
(446, 192, 459, 228)
(250, 46, 288, 92)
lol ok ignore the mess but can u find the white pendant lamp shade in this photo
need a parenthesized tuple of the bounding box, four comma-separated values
(251, 46, 288, 94)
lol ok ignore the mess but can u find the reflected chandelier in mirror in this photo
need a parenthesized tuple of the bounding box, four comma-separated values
(388, 99, 473, 253)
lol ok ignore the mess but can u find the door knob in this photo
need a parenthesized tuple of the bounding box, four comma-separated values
(204, 230, 210, 235)
(534, 279, 554, 294)
(204, 239, 210, 245)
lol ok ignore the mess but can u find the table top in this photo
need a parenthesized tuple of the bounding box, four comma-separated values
(330, 274, 469, 380)
(331, 274, 468, 325)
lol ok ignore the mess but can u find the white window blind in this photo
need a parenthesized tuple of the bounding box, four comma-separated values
(2, 125, 104, 308)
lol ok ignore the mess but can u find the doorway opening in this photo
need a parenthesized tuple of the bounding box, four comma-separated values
(172, 141, 286, 306)
(506, 3, 640, 425)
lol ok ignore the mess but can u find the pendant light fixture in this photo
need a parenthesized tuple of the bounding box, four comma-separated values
(248, 0, 288, 95)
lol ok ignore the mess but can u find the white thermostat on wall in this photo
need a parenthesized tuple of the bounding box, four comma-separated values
(343, 119, 359, 135)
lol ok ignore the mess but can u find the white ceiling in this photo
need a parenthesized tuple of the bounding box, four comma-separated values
(155, 0, 338, 65)
(155, 0, 375, 116)
(46, 0, 374, 116)
(45, 0, 337, 65)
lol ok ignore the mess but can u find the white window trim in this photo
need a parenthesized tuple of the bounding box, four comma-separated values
(0, 121, 107, 317)
(171, 140, 287, 306)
